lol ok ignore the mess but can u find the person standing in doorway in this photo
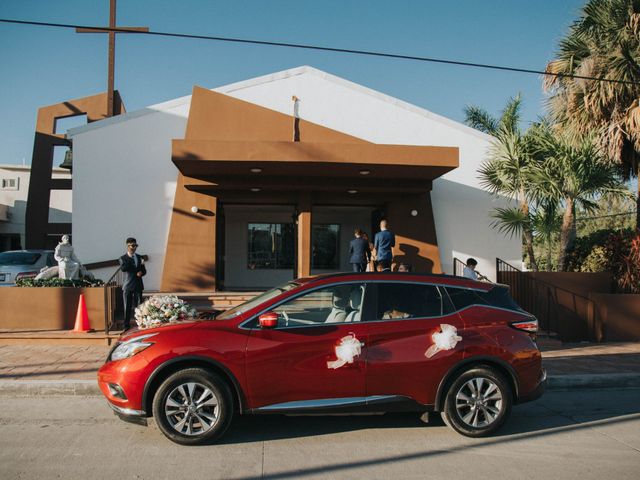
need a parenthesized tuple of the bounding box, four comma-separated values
(119, 237, 146, 331)
(349, 229, 370, 272)
(373, 219, 395, 271)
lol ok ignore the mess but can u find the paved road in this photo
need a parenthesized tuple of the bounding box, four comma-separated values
(1, 389, 639, 480)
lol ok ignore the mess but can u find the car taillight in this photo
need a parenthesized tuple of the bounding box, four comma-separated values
(15, 271, 38, 281)
(510, 317, 538, 333)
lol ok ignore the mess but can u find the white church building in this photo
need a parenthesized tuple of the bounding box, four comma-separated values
(68, 66, 520, 291)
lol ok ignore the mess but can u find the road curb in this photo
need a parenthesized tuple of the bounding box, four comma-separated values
(546, 373, 640, 390)
(1, 374, 639, 397)
(0, 380, 101, 396)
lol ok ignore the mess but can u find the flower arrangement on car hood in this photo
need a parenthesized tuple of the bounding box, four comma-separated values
(135, 295, 198, 330)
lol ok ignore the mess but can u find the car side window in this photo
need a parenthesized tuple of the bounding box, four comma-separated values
(46, 253, 56, 267)
(445, 287, 487, 311)
(271, 283, 367, 327)
(375, 283, 443, 320)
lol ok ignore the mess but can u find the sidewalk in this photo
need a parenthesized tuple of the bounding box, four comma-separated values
(0, 336, 639, 395)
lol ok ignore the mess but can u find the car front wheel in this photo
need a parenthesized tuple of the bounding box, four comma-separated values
(441, 366, 512, 437)
(152, 368, 233, 445)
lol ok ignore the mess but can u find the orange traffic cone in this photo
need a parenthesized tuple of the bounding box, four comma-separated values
(72, 294, 92, 333)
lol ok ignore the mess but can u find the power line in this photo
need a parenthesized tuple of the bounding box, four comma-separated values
(2, 17, 639, 86)
(575, 211, 636, 222)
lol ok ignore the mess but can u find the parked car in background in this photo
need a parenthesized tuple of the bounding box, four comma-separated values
(0, 250, 55, 286)
(99, 272, 546, 445)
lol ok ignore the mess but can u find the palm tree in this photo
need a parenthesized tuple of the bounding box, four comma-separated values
(544, 0, 640, 231)
(529, 128, 632, 270)
(465, 95, 540, 270)
(532, 201, 562, 270)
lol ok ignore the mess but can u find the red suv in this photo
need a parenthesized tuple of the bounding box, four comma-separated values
(98, 273, 545, 445)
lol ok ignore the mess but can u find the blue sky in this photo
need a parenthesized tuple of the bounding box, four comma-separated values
(0, 0, 586, 165)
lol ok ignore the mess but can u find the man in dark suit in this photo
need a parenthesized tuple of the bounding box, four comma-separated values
(119, 237, 146, 331)
(373, 219, 395, 270)
(349, 229, 371, 272)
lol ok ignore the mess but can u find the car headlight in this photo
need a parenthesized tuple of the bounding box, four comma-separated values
(110, 333, 157, 361)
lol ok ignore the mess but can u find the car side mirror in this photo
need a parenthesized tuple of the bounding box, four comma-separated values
(258, 312, 278, 329)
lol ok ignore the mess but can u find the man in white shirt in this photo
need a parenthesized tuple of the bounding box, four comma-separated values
(463, 257, 488, 281)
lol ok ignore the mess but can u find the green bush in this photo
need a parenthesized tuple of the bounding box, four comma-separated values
(580, 245, 609, 273)
(565, 228, 640, 293)
(565, 228, 629, 272)
(15, 277, 104, 288)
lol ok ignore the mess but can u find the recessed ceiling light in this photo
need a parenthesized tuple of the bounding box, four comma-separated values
(250, 188, 261, 192)
(359, 170, 371, 175)
(250, 168, 262, 173)
(347, 189, 358, 194)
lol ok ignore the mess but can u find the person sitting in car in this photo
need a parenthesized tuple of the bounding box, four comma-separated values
(382, 300, 411, 320)
(325, 286, 351, 323)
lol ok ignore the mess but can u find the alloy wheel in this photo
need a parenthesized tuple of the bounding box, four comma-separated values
(454, 377, 503, 428)
(164, 382, 219, 436)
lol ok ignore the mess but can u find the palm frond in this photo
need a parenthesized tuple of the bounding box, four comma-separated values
(464, 105, 498, 134)
(490, 207, 530, 238)
(499, 94, 522, 133)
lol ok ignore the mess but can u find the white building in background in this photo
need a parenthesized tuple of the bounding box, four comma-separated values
(0, 164, 72, 252)
(69, 66, 521, 290)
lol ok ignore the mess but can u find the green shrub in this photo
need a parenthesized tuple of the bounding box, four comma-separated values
(566, 228, 639, 293)
(15, 277, 104, 288)
(580, 245, 609, 272)
(565, 228, 630, 272)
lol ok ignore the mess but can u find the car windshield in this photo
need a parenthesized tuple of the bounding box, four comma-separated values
(215, 281, 300, 320)
(0, 252, 41, 266)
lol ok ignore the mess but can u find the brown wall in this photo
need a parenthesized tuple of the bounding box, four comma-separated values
(0, 287, 108, 330)
(162, 176, 217, 292)
(590, 293, 640, 342)
(387, 193, 441, 273)
(524, 272, 613, 296)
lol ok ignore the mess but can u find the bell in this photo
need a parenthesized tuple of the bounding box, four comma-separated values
(59, 149, 73, 170)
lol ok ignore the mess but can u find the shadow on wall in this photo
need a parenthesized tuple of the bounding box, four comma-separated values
(432, 178, 520, 276)
(174, 261, 215, 291)
(394, 243, 434, 273)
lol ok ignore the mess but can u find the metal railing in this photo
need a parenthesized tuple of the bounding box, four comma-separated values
(89, 256, 149, 333)
(496, 258, 601, 342)
(106, 265, 124, 286)
(453, 257, 466, 277)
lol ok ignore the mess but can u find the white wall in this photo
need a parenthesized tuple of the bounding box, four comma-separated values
(71, 104, 189, 289)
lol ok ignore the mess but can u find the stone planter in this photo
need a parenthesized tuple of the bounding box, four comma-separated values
(0, 286, 118, 331)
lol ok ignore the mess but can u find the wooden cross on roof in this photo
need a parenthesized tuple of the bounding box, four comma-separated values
(77, 0, 148, 117)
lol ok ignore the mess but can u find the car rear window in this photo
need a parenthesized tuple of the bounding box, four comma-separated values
(0, 252, 41, 265)
(445, 286, 522, 312)
(477, 286, 523, 311)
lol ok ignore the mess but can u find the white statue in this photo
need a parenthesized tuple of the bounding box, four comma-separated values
(54, 235, 81, 280)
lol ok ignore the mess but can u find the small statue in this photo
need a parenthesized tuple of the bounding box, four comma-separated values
(54, 235, 81, 280)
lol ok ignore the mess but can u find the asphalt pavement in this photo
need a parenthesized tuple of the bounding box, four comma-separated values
(0, 389, 638, 479)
